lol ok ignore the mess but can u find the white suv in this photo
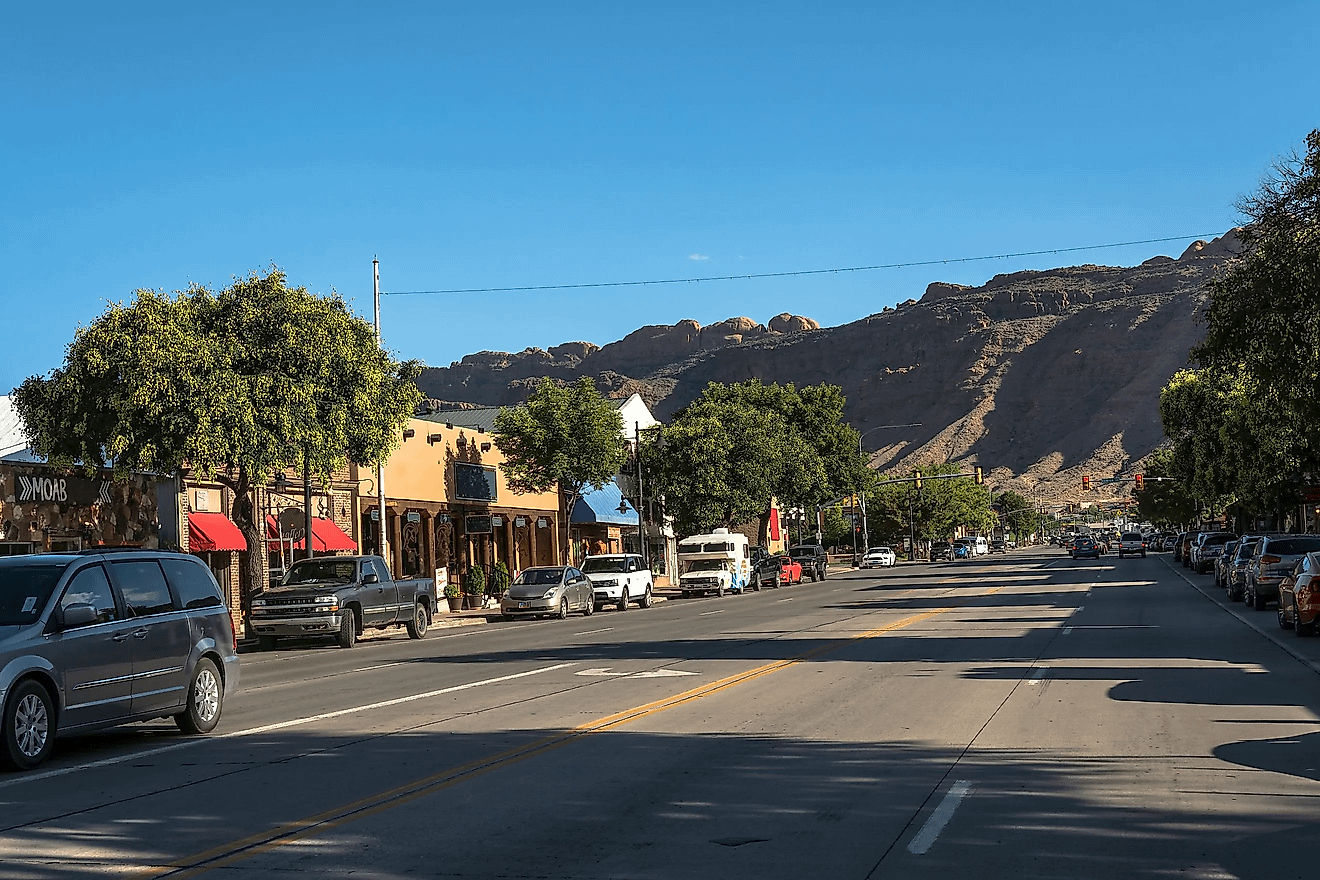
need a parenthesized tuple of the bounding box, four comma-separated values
(582, 554, 654, 611)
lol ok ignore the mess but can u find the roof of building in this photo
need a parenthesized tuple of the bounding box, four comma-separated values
(571, 480, 637, 526)
(0, 396, 41, 463)
(416, 407, 501, 434)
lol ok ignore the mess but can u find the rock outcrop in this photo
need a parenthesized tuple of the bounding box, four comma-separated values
(417, 233, 1243, 503)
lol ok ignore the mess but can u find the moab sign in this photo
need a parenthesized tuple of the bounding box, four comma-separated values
(16, 474, 113, 506)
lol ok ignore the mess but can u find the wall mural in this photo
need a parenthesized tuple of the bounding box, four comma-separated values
(0, 465, 160, 550)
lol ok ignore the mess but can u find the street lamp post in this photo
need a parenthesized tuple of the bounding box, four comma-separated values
(857, 423, 922, 561)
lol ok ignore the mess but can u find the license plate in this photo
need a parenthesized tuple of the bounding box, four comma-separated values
(518, 602, 527, 608)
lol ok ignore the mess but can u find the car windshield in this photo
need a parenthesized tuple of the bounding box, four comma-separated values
(868, 547, 890, 554)
(686, 559, 728, 572)
(1122, 533, 1141, 541)
(284, 560, 357, 585)
(1265, 537, 1320, 556)
(514, 568, 565, 585)
(582, 558, 627, 574)
(0, 561, 69, 626)
(1235, 543, 1258, 560)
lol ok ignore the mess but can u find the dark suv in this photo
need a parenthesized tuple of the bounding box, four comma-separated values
(788, 544, 828, 581)
(0, 550, 240, 770)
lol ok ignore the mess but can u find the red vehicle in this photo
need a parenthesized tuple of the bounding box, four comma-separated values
(1279, 551, 1320, 635)
(776, 556, 803, 586)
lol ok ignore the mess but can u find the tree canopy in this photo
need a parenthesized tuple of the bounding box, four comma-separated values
(866, 463, 995, 545)
(492, 377, 628, 556)
(1131, 448, 1198, 527)
(646, 380, 869, 537)
(13, 268, 422, 601)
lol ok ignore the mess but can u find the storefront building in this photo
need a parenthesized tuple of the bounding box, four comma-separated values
(352, 416, 561, 591)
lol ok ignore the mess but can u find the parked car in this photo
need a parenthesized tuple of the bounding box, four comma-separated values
(1179, 532, 1201, 567)
(953, 539, 974, 559)
(1171, 532, 1188, 564)
(1226, 538, 1260, 601)
(1191, 531, 1235, 573)
(500, 566, 595, 620)
(250, 555, 435, 649)
(1115, 532, 1147, 558)
(1278, 552, 1320, 635)
(990, 539, 1007, 553)
(581, 553, 654, 611)
(861, 546, 897, 568)
(1071, 536, 1101, 559)
(0, 550, 241, 770)
(929, 541, 953, 561)
(1245, 535, 1320, 610)
(1215, 540, 1239, 589)
(788, 544, 828, 581)
(754, 555, 786, 590)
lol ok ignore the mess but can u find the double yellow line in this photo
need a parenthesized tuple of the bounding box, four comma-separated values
(142, 596, 986, 878)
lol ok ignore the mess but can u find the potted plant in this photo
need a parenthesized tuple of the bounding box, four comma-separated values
(489, 561, 511, 601)
(465, 565, 486, 610)
(444, 580, 463, 613)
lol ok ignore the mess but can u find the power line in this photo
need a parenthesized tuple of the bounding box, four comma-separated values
(380, 232, 1226, 296)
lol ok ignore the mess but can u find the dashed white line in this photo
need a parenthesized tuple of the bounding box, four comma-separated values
(700, 609, 725, 615)
(1062, 627, 1074, 635)
(907, 780, 973, 854)
(574, 628, 615, 636)
(1029, 667, 1049, 684)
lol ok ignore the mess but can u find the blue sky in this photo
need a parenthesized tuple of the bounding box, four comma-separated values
(3, 2, 1317, 391)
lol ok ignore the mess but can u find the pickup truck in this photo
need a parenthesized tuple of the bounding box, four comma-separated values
(248, 555, 436, 650)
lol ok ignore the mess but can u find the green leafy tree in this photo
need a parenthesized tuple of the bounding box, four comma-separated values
(12, 269, 422, 606)
(994, 490, 1044, 540)
(820, 505, 854, 550)
(1131, 449, 1198, 527)
(647, 380, 869, 538)
(492, 377, 628, 560)
(867, 463, 995, 547)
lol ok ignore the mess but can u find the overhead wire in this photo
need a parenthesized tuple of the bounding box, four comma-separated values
(380, 232, 1228, 296)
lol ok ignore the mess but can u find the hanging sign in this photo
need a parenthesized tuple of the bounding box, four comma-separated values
(16, 474, 112, 505)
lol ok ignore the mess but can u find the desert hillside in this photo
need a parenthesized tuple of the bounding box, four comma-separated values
(418, 232, 1241, 504)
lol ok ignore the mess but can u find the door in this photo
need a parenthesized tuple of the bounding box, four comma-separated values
(47, 564, 134, 730)
(109, 560, 193, 717)
(363, 558, 400, 625)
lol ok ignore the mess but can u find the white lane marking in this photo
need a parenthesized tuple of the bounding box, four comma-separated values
(574, 628, 615, 636)
(1062, 627, 1074, 635)
(0, 663, 577, 790)
(907, 780, 973, 854)
(1075, 606, 1085, 613)
(777, 597, 794, 602)
(634, 669, 699, 678)
(575, 668, 629, 677)
(1028, 667, 1049, 684)
(700, 609, 725, 615)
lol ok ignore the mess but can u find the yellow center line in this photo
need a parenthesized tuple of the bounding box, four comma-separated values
(141, 587, 1003, 879)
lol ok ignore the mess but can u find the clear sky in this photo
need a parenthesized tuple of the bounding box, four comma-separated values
(4, 2, 1318, 391)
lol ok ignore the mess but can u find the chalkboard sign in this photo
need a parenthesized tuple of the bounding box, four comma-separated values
(465, 515, 493, 534)
(454, 462, 498, 502)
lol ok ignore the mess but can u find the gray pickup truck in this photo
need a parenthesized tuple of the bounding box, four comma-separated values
(248, 555, 435, 650)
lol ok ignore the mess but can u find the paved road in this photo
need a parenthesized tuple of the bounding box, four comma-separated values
(4, 549, 1320, 879)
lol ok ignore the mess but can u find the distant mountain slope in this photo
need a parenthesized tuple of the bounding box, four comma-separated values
(417, 232, 1240, 503)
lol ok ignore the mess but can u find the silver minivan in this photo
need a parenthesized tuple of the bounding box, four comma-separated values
(0, 550, 241, 770)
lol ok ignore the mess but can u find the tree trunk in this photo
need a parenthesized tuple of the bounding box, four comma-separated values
(757, 511, 771, 547)
(220, 467, 262, 640)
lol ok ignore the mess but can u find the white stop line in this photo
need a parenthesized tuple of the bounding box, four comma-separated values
(908, 780, 973, 854)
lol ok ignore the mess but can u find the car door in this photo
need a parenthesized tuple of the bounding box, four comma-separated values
(108, 559, 193, 717)
(363, 558, 400, 625)
(45, 563, 135, 730)
(570, 568, 589, 610)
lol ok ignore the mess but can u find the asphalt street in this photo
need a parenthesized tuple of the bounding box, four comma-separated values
(3, 548, 1320, 879)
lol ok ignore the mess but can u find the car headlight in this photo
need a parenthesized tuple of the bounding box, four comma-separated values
(252, 599, 266, 608)
(596, 579, 618, 587)
(542, 588, 558, 599)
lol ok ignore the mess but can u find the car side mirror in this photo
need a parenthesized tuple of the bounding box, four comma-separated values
(59, 603, 98, 629)
(363, 573, 380, 585)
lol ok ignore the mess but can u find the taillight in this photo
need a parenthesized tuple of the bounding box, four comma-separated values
(1261, 555, 1281, 566)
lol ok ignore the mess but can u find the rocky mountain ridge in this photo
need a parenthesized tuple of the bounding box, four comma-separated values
(418, 233, 1241, 504)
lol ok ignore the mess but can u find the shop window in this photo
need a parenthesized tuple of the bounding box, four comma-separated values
(49, 538, 82, 553)
(0, 543, 33, 556)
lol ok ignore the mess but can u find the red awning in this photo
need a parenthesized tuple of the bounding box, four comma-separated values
(188, 512, 247, 553)
(267, 515, 357, 553)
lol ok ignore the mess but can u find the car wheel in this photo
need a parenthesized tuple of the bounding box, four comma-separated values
(556, 598, 569, 620)
(2, 679, 55, 770)
(336, 607, 358, 648)
(502, 613, 514, 622)
(406, 602, 430, 639)
(583, 595, 594, 616)
(716, 583, 725, 598)
(257, 635, 278, 652)
(819, 565, 827, 580)
(752, 582, 761, 592)
(640, 585, 653, 608)
(1251, 584, 1267, 611)
(1278, 603, 1293, 630)
(175, 658, 223, 735)
(618, 588, 629, 612)
(1141, 552, 1146, 558)
(1298, 602, 1316, 637)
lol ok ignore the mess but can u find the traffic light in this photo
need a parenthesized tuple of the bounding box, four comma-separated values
(1134, 473, 1144, 490)
(914, 470, 922, 490)
(1082, 475, 1091, 492)
(974, 466, 984, 485)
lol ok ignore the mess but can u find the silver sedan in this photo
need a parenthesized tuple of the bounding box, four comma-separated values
(500, 566, 595, 620)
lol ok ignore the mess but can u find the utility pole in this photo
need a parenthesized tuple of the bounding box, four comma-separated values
(634, 422, 646, 561)
(303, 447, 313, 561)
(374, 257, 389, 571)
